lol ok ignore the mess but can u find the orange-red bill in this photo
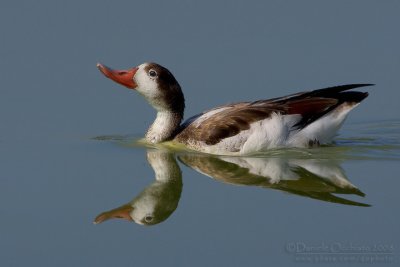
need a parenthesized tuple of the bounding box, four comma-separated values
(93, 204, 133, 224)
(97, 63, 138, 89)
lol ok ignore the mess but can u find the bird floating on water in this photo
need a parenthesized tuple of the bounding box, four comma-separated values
(97, 62, 371, 155)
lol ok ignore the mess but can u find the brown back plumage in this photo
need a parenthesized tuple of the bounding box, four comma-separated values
(175, 84, 371, 145)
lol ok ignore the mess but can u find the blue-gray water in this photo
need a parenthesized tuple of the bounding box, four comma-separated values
(1, 1, 400, 266)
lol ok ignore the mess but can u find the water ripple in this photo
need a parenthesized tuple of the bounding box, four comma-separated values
(92, 119, 400, 161)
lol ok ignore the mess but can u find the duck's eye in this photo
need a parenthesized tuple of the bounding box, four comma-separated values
(148, 70, 157, 77)
(144, 215, 153, 222)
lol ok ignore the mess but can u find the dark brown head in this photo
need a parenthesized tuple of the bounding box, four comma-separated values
(97, 62, 185, 115)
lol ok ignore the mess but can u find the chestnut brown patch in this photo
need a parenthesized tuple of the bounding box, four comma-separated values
(175, 84, 372, 145)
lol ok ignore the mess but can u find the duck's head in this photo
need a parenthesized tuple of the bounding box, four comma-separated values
(97, 62, 185, 114)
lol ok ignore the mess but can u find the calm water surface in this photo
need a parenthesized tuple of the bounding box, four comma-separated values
(1, 120, 398, 266)
(1, 2, 400, 265)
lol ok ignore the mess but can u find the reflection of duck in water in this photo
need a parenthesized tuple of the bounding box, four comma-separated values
(94, 151, 182, 225)
(94, 150, 368, 226)
(97, 62, 371, 155)
(179, 155, 369, 207)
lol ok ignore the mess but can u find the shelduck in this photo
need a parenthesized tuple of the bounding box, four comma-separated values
(97, 62, 370, 155)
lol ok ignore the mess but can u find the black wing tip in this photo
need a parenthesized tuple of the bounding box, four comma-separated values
(309, 83, 374, 98)
(339, 90, 369, 103)
(325, 83, 375, 90)
(347, 83, 375, 88)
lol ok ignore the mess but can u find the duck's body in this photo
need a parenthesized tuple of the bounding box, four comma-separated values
(174, 84, 368, 154)
(97, 62, 370, 155)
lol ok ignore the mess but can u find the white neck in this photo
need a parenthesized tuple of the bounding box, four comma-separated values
(145, 111, 182, 143)
(147, 151, 182, 182)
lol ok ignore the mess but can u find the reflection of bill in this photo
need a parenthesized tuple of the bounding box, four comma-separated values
(94, 151, 182, 225)
(94, 149, 368, 226)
